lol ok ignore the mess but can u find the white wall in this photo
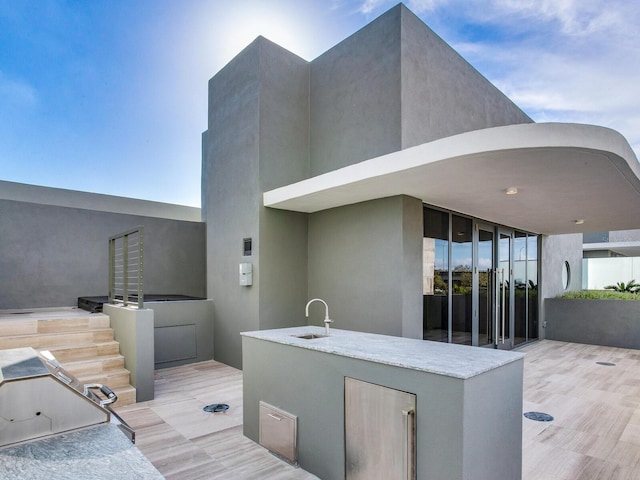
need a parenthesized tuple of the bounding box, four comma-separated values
(583, 257, 640, 289)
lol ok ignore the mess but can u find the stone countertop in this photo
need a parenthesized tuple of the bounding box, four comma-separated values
(0, 423, 164, 480)
(241, 326, 524, 380)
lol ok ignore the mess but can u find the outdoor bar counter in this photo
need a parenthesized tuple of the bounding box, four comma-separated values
(242, 326, 524, 480)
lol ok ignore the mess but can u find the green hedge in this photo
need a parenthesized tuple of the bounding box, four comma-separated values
(557, 290, 640, 300)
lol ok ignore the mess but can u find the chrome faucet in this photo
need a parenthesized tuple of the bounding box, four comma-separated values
(305, 298, 333, 335)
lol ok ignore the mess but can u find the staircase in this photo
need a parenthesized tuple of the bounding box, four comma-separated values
(0, 307, 136, 406)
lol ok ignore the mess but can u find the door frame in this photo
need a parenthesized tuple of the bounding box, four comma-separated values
(496, 228, 515, 349)
(473, 221, 494, 347)
(473, 224, 515, 349)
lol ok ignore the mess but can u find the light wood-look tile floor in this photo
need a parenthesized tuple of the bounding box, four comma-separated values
(519, 340, 640, 480)
(115, 361, 320, 479)
(116, 340, 640, 480)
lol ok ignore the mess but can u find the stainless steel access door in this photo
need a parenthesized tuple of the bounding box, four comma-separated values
(345, 377, 416, 480)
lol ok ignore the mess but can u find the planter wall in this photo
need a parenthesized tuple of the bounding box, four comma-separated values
(545, 298, 640, 349)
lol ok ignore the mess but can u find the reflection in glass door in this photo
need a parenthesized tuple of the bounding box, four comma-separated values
(514, 232, 527, 346)
(451, 215, 473, 345)
(476, 227, 494, 347)
(423, 208, 449, 342)
(423, 206, 540, 349)
(496, 231, 514, 350)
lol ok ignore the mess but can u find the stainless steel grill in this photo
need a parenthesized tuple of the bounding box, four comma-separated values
(0, 347, 134, 448)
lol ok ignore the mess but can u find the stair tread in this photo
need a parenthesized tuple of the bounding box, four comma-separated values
(44, 340, 120, 349)
(59, 353, 124, 365)
(75, 374, 131, 389)
(75, 367, 130, 378)
(41, 342, 121, 363)
(1, 327, 113, 338)
(1, 308, 137, 405)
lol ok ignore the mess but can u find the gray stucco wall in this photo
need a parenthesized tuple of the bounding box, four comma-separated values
(540, 233, 583, 336)
(545, 298, 640, 348)
(308, 4, 531, 176)
(308, 196, 423, 338)
(103, 304, 155, 402)
(203, 39, 261, 369)
(202, 3, 546, 369)
(0, 180, 201, 222)
(256, 39, 309, 333)
(310, 6, 402, 175)
(0, 199, 206, 309)
(150, 299, 214, 369)
(399, 7, 532, 148)
(202, 38, 309, 368)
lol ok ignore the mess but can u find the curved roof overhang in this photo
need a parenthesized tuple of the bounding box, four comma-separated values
(263, 123, 640, 235)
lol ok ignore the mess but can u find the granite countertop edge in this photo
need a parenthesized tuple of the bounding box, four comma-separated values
(241, 326, 524, 380)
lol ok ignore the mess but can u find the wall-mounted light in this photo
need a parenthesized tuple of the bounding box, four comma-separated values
(574, 219, 585, 225)
(505, 187, 518, 195)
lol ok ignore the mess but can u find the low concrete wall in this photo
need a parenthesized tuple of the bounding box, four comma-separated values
(104, 304, 155, 402)
(148, 299, 214, 369)
(0, 182, 205, 310)
(545, 298, 640, 349)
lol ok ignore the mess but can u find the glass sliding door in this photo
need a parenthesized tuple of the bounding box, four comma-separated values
(423, 208, 449, 342)
(451, 215, 473, 345)
(497, 231, 514, 349)
(527, 235, 539, 341)
(423, 205, 540, 349)
(513, 232, 528, 346)
(476, 225, 494, 347)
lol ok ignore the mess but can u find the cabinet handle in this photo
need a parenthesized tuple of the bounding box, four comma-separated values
(402, 409, 416, 480)
(267, 413, 282, 421)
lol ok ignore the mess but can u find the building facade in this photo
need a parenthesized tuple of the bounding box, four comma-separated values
(203, 4, 640, 368)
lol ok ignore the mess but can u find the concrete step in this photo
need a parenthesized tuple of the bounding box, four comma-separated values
(76, 368, 131, 389)
(0, 329, 114, 350)
(36, 314, 111, 334)
(109, 385, 137, 408)
(0, 318, 38, 337)
(1, 307, 138, 406)
(0, 309, 109, 336)
(61, 354, 125, 377)
(45, 341, 121, 363)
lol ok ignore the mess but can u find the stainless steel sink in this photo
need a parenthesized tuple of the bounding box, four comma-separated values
(294, 333, 327, 340)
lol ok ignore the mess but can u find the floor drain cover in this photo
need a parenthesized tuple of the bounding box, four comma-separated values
(524, 412, 554, 422)
(596, 361, 616, 367)
(203, 403, 229, 413)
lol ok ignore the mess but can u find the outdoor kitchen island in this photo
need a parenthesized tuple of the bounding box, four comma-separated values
(242, 326, 524, 480)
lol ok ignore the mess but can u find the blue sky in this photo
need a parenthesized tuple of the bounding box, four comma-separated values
(1, 0, 639, 207)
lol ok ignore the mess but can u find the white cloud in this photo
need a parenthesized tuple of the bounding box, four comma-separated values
(357, 0, 448, 15)
(0, 71, 37, 108)
(445, 1, 640, 160)
(491, 0, 622, 36)
(358, 0, 385, 14)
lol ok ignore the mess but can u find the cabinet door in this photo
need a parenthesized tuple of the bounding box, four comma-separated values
(345, 377, 416, 480)
(259, 401, 297, 463)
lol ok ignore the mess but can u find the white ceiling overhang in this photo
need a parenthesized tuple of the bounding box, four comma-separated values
(263, 123, 640, 235)
(583, 242, 640, 257)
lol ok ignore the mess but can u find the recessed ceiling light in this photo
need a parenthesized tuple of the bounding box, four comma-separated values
(505, 187, 518, 195)
(575, 219, 585, 225)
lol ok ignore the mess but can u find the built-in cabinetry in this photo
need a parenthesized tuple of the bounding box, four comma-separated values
(259, 401, 297, 464)
(242, 326, 524, 480)
(345, 377, 416, 480)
